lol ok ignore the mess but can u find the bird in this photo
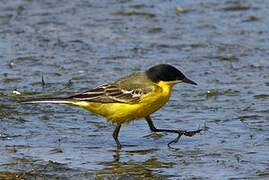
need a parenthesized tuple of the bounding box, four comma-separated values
(21, 64, 202, 149)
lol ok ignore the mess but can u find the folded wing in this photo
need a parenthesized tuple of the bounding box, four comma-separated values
(68, 83, 153, 104)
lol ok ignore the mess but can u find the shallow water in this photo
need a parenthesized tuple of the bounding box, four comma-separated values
(0, 0, 269, 179)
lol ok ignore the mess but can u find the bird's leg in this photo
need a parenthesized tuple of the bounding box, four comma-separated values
(145, 116, 202, 147)
(113, 123, 122, 149)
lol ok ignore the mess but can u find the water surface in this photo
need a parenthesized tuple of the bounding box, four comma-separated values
(0, 0, 269, 179)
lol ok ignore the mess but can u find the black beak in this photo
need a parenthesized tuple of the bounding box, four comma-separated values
(182, 78, 197, 85)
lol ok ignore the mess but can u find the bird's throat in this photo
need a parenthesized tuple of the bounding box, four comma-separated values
(157, 80, 177, 99)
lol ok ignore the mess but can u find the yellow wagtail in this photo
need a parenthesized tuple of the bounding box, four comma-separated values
(21, 64, 202, 149)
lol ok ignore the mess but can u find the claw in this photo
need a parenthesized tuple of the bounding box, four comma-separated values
(183, 129, 203, 137)
(167, 129, 203, 148)
(167, 133, 182, 148)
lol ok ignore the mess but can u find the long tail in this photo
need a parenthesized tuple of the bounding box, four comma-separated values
(20, 97, 74, 104)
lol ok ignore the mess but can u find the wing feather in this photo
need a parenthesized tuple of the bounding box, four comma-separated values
(67, 83, 153, 104)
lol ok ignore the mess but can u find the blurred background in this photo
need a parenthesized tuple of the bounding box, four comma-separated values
(0, 0, 268, 179)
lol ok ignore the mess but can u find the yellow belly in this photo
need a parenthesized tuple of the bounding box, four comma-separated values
(72, 81, 174, 124)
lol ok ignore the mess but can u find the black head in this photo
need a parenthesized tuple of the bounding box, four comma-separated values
(146, 64, 197, 85)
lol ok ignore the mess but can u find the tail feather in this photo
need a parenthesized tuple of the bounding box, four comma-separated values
(20, 97, 73, 104)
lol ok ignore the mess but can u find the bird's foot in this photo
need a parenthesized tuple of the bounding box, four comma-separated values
(167, 128, 203, 148)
